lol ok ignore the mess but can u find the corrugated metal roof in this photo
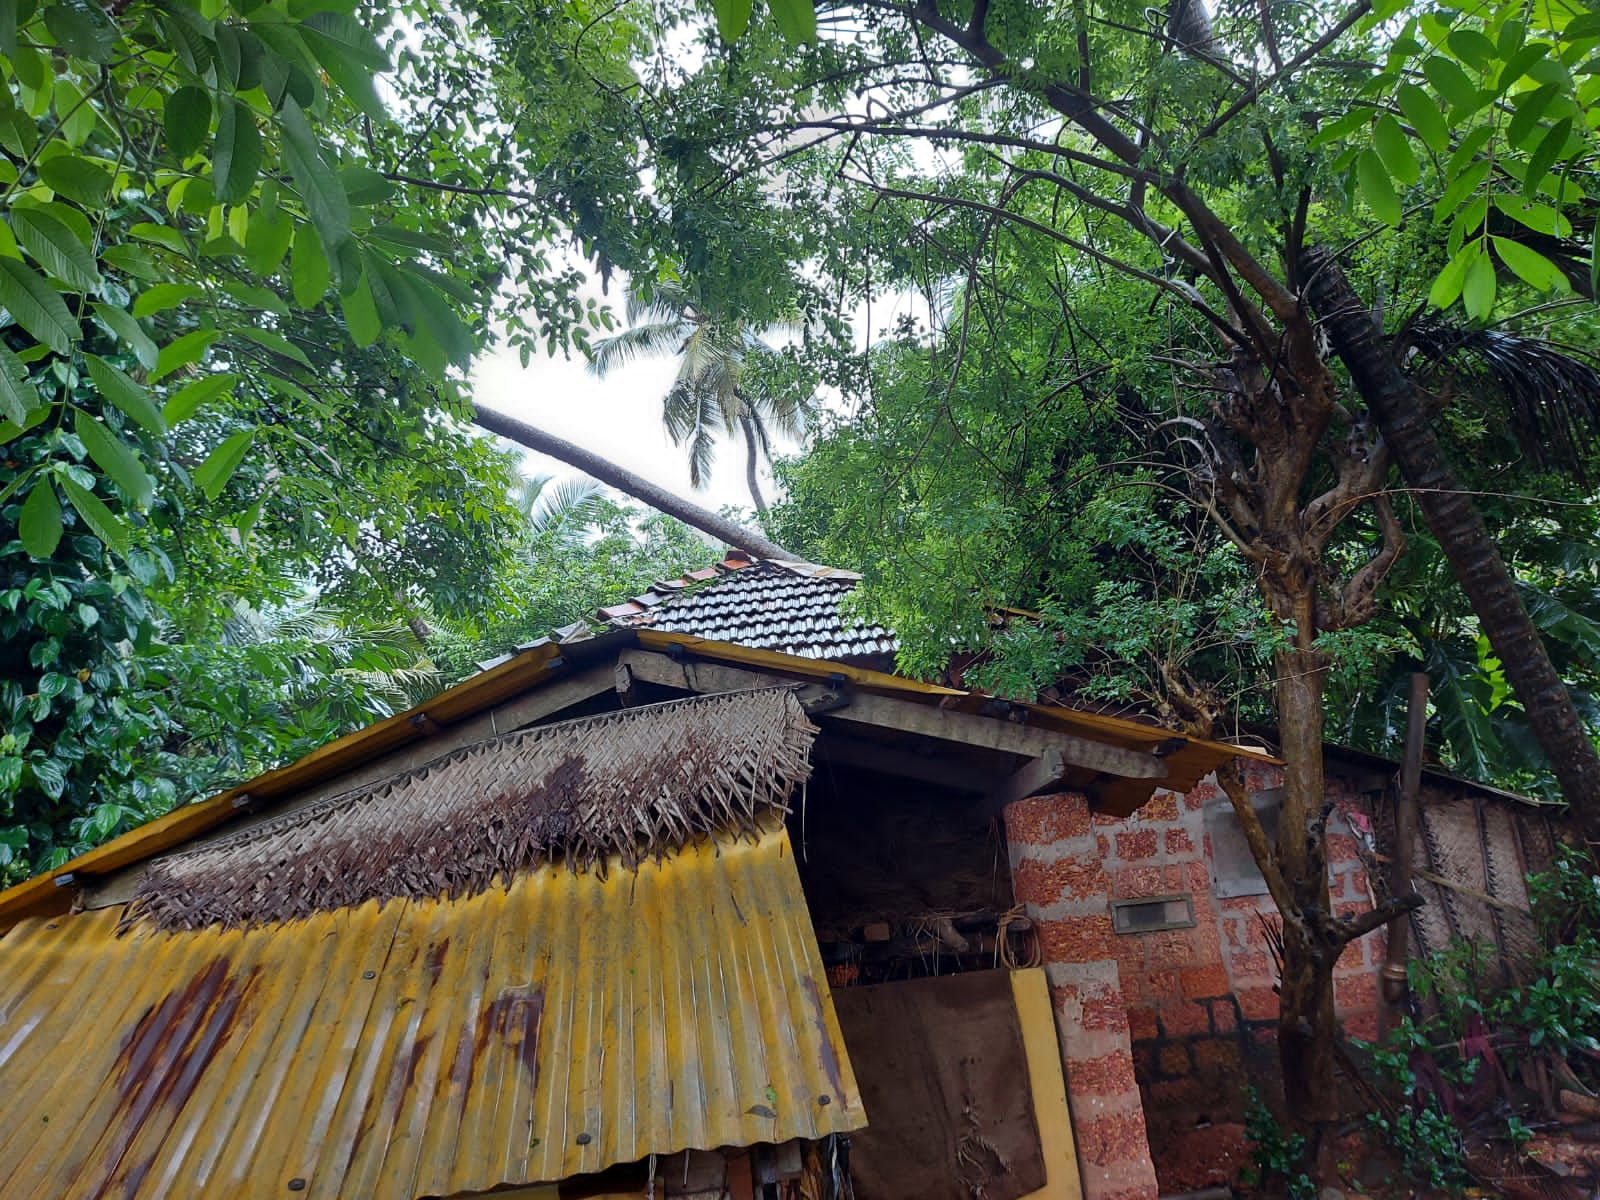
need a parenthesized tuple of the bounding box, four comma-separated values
(607, 558, 898, 663)
(0, 824, 863, 1200)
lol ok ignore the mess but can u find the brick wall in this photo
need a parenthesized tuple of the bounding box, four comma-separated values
(1006, 768, 1389, 1195)
(1007, 793, 1160, 1200)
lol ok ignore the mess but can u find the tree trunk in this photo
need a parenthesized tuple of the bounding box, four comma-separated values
(1271, 639, 1341, 1140)
(1301, 247, 1600, 845)
(471, 404, 797, 561)
(739, 412, 769, 514)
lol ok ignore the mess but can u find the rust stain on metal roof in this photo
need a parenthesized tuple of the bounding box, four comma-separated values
(0, 824, 863, 1200)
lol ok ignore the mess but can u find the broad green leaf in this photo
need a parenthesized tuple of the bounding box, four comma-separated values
(301, 13, 389, 120)
(1428, 244, 1474, 309)
(340, 166, 395, 206)
(0, 343, 38, 425)
(1497, 42, 1551, 94)
(1355, 149, 1401, 226)
(1505, 83, 1558, 152)
(713, 0, 753, 41)
(0, 219, 17, 262)
(194, 429, 255, 500)
(1522, 117, 1573, 199)
(1491, 236, 1569, 292)
(1445, 28, 1496, 69)
(1463, 245, 1496, 318)
(72, 410, 153, 508)
(42, 1, 118, 62)
(245, 208, 293, 275)
(58, 475, 127, 554)
(395, 265, 473, 364)
(1433, 158, 1491, 220)
(91, 303, 159, 370)
(83, 354, 166, 434)
(18, 479, 62, 558)
(213, 96, 263, 206)
(163, 86, 212, 158)
(340, 267, 380, 345)
(1373, 114, 1419, 185)
(1422, 56, 1481, 112)
(11, 205, 100, 291)
(163, 372, 236, 424)
(220, 281, 289, 315)
(0, 0, 16, 57)
(0, 258, 76, 353)
(1591, 220, 1598, 302)
(368, 225, 453, 255)
(1307, 109, 1371, 149)
(132, 282, 204, 318)
(290, 221, 330, 306)
(234, 326, 311, 367)
(1395, 83, 1448, 153)
(130, 222, 190, 255)
(37, 155, 111, 206)
(1493, 194, 1572, 237)
(103, 244, 162, 281)
(154, 329, 221, 381)
(279, 97, 350, 251)
(768, 0, 816, 44)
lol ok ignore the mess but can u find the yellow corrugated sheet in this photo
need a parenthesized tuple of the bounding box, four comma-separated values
(0, 824, 862, 1200)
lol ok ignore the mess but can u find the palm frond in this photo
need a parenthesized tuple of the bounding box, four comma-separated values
(587, 320, 693, 377)
(525, 476, 609, 540)
(1406, 318, 1600, 481)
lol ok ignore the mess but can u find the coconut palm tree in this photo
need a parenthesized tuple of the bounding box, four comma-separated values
(584, 280, 812, 513)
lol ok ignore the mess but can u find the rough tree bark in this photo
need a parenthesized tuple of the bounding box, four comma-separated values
(1301, 247, 1600, 847)
(471, 404, 798, 560)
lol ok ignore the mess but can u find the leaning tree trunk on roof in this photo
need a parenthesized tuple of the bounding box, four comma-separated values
(1302, 248, 1600, 849)
(472, 404, 797, 560)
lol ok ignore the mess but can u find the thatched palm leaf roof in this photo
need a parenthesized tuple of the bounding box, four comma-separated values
(131, 689, 816, 930)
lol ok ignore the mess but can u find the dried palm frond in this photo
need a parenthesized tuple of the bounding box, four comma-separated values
(1404, 318, 1600, 481)
(129, 689, 817, 931)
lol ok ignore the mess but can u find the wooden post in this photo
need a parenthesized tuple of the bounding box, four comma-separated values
(1381, 672, 1428, 1022)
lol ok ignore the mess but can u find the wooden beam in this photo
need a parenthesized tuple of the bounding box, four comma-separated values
(618, 649, 1167, 780)
(986, 749, 1067, 811)
(814, 734, 994, 793)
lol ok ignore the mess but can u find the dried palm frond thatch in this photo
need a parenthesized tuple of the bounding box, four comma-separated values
(129, 689, 817, 931)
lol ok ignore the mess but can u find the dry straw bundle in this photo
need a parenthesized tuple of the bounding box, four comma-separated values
(130, 688, 817, 931)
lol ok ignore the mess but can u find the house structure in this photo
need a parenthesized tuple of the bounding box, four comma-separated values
(0, 551, 1561, 1200)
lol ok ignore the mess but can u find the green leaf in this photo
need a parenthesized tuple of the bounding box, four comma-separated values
(245, 208, 293, 275)
(130, 222, 190, 255)
(1463, 245, 1496, 318)
(1308, 108, 1372, 149)
(234, 326, 311, 367)
(1356, 149, 1401, 226)
(0, 258, 77, 353)
(193, 429, 255, 500)
(42, 1, 118, 62)
(1497, 42, 1551, 94)
(83, 354, 166, 435)
(768, 0, 816, 44)
(340, 267, 380, 345)
(11, 205, 100, 291)
(1428, 244, 1473, 309)
(1591, 219, 1598, 303)
(301, 13, 389, 120)
(1491, 236, 1569, 293)
(1372, 114, 1419, 186)
(713, 0, 753, 41)
(0, 343, 38, 425)
(339, 166, 395, 206)
(394, 265, 474, 364)
(132, 283, 204, 318)
(0, 0, 17, 57)
(91, 303, 159, 370)
(72, 410, 153, 508)
(18, 478, 62, 559)
(163, 372, 236, 425)
(58, 475, 127, 554)
(1445, 28, 1497, 69)
(290, 221, 330, 306)
(37, 154, 111, 207)
(213, 96, 263, 206)
(368, 225, 453, 255)
(1493, 194, 1572, 237)
(100, 244, 162, 281)
(279, 97, 350, 252)
(1395, 83, 1448, 153)
(1422, 56, 1481, 112)
(153, 329, 221, 381)
(163, 85, 212, 159)
(1521, 117, 1573, 199)
(1433, 158, 1491, 221)
(1506, 83, 1559, 152)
